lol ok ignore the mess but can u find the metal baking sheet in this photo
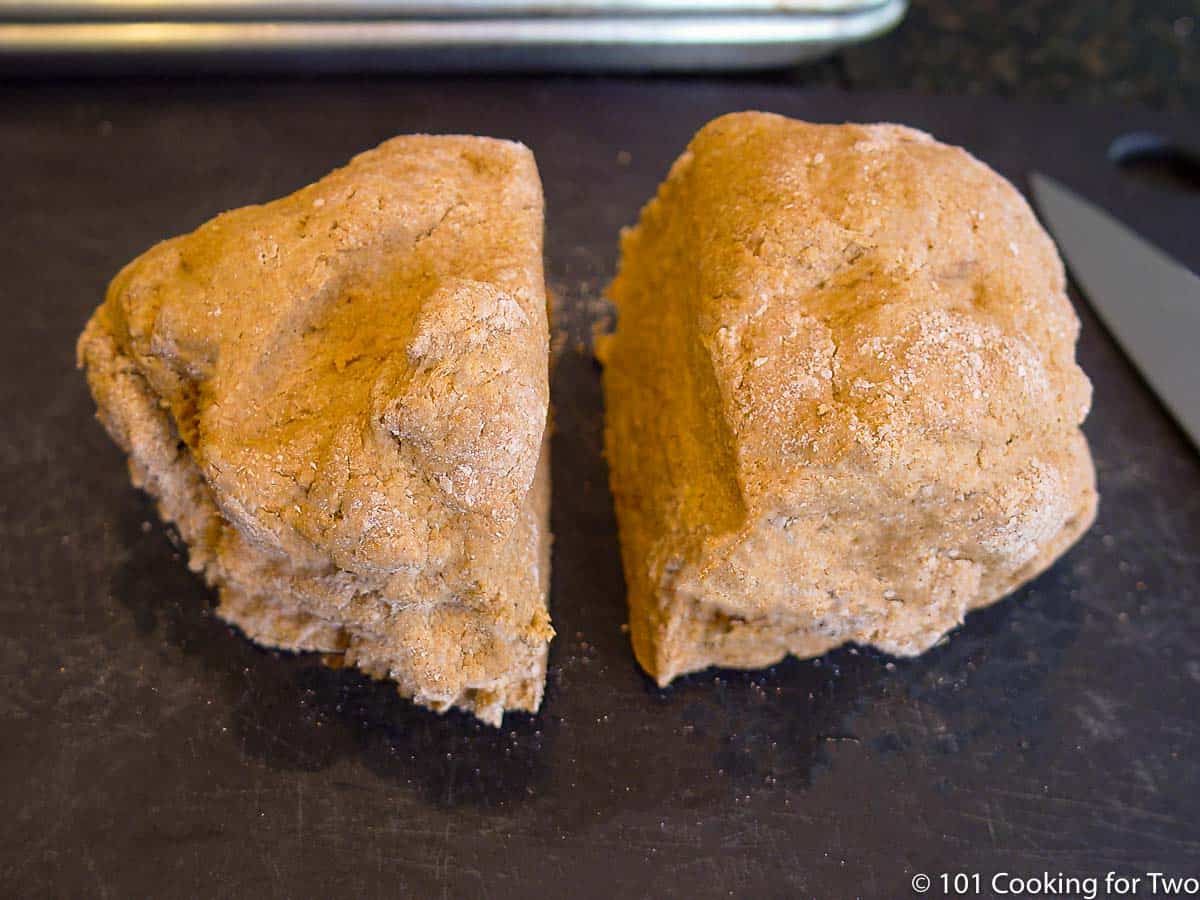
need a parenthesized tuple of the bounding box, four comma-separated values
(1, 0, 893, 20)
(0, 1, 906, 71)
(3, 80, 1198, 896)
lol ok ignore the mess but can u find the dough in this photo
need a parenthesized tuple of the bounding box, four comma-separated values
(599, 112, 1097, 686)
(78, 135, 554, 725)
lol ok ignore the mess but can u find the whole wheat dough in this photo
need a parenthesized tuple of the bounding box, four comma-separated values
(78, 135, 554, 725)
(600, 112, 1097, 686)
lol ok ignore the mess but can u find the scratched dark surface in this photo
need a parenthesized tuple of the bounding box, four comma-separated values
(2, 81, 1198, 897)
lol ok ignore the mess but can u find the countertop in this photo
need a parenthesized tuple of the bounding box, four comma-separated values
(797, 0, 1199, 112)
(7, 0, 1197, 112)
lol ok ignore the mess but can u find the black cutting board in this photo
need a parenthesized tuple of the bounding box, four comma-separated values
(3, 80, 1198, 898)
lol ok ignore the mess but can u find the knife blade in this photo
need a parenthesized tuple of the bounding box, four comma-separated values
(1030, 172, 1200, 451)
